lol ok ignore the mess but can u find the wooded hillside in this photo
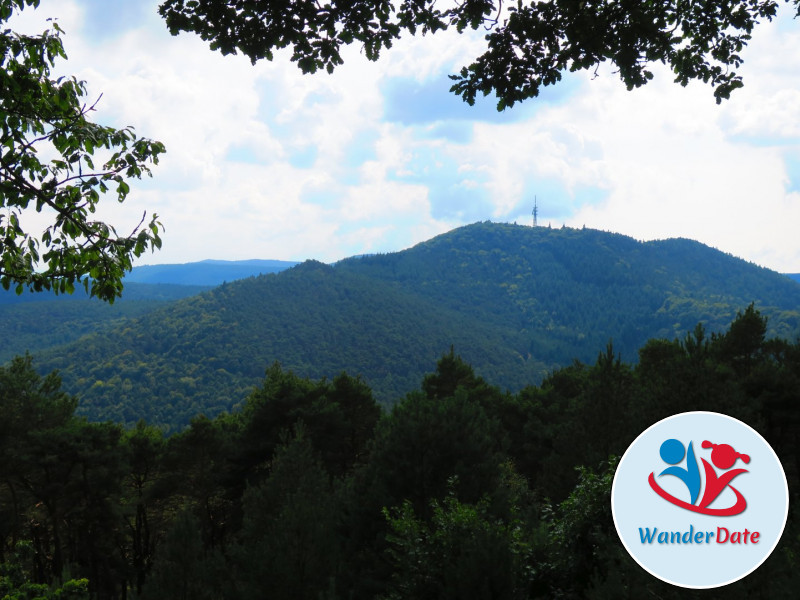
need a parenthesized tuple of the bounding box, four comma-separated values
(32, 222, 800, 430)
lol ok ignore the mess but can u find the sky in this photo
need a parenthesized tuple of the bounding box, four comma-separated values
(9, 1, 800, 272)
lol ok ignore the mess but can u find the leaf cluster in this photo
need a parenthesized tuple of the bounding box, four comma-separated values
(451, 0, 786, 108)
(1, 2, 165, 301)
(159, 0, 800, 108)
(159, 0, 464, 74)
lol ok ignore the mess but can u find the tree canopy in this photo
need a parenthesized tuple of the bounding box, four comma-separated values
(158, 0, 798, 108)
(1, 0, 165, 302)
(2, 310, 800, 597)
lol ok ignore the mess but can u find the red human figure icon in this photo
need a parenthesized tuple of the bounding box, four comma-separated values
(698, 441, 750, 513)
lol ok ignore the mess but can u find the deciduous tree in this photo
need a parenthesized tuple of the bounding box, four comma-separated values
(383, 491, 535, 600)
(1, 0, 165, 302)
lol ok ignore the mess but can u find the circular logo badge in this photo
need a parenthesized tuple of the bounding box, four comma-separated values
(611, 411, 788, 588)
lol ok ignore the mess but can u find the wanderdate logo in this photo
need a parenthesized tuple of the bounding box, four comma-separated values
(649, 438, 750, 516)
(612, 412, 788, 588)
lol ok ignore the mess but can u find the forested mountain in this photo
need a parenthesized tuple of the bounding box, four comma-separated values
(33, 222, 800, 429)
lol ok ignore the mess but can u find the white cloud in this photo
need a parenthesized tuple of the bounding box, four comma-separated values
(6, 0, 81, 34)
(717, 10, 800, 141)
(9, 0, 800, 273)
(539, 13, 800, 272)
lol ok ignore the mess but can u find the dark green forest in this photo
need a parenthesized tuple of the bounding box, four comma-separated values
(0, 283, 210, 365)
(24, 223, 800, 430)
(1, 306, 799, 599)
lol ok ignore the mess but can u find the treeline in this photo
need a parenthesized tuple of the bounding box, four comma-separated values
(2, 306, 799, 598)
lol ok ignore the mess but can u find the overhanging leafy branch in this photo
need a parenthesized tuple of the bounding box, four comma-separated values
(159, 0, 797, 108)
(1, 0, 165, 302)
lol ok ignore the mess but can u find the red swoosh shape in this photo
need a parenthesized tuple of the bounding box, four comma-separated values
(648, 472, 747, 516)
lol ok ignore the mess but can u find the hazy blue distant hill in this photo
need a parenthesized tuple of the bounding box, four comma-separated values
(787, 273, 800, 284)
(33, 222, 800, 430)
(124, 259, 299, 286)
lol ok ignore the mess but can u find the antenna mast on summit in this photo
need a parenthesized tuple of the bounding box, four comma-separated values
(532, 197, 538, 227)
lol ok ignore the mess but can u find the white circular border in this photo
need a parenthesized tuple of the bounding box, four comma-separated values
(611, 411, 790, 589)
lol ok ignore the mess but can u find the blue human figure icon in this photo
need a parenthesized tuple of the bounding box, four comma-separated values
(658, 438, 701, 505)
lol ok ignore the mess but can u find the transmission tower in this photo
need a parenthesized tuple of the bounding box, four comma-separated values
(532, 197, 538, 227)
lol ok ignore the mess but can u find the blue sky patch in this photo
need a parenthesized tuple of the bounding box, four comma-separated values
(343, 131, 380, 170)
(302, 188, 341, 207)
(288, 145, 318, 169)
(226, 144, 263, 165)
(427, 183, 493, 221)
(784, 151, 800, 194)
(508, 179, 609, 225)
(75, 0, 153, 42)
(388, 146, 492, 220)
(383, 76, 527, 125)
(422, 121, 474, 144)
(382, 72, 582, 126)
